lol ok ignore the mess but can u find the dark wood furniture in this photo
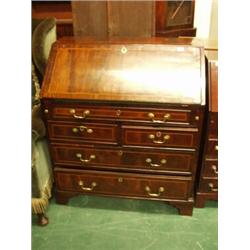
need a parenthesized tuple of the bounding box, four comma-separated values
(196, 50, 218, 207)
(41, 37, 206, 216)
(155, 1, 196, 37)
(32, 1, 196, 38)
(71, 1, 155, 38)
(32, 1, 73, 39)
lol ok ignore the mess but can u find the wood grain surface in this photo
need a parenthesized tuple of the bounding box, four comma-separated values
(41, 38, 206, 105)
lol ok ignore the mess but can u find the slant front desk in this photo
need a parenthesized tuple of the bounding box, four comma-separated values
(41, 38, 206, 215)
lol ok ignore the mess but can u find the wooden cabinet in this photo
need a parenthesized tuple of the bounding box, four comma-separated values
(32, 1, 196, 38)
(156, 1, 196, 37)
(196, 51, 218, 207)
(32, 1, 73, 38)
(71, 1, 154, 38)
(41, 37, 206, 215)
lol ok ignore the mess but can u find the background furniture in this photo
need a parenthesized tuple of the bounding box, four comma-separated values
(32, 1, 196, 38)
(32, 17, 56, 225)
(40, 38, 206, 216)
(32, 1, 73, 39)
(155, 0, 196, 37)
(196, 50, 218, 207)
(71, 1, 154, 38)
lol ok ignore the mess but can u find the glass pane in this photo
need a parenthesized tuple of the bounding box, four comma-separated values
(166, 1, 192, 27)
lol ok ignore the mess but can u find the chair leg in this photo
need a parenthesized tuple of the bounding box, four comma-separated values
(37, 213, 49, 226)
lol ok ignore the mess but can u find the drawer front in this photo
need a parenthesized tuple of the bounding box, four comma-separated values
(43, 103, 200, 125)
(46, 105, 117, 120)
(55, 169, 192, 200)
(122, 126, 199, 148)
(47, 121, 118, 144)
(199, 177, 218, 193)
(51, 145, 196, 174)
(120, 108, 192, 124)
(208, 113, 218, 139)
(205, 140, 218, 158)
(202, 159, 218, 177)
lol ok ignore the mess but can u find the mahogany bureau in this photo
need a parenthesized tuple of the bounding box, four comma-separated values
(196, 50, 218, 207)
(40, 38, 206, 216)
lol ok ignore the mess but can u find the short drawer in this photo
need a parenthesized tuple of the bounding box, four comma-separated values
(55, 169, 192, 201)
(202, 159, 218, 177)
(199, 177, 218, 193)
(47, 121, 118, 145)
(43, 103, 200, 126)
(122, 126, 199, 149)
(51, 144, 196, 174)
(205, 140, 218, 158)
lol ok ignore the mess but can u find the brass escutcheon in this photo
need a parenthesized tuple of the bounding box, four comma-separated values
(118, 177, 123, 183)
(118, 150, 123, 156)
(116, 110, 122, 117)
(156, 131, 162, 137)
(121, 46, 127, 54)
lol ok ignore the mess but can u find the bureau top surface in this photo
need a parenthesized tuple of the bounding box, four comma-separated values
(41, 38, 206, 105)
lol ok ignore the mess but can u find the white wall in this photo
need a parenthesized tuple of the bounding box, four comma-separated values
(209, 0, 218, 41)
(194, 0, 217, 41)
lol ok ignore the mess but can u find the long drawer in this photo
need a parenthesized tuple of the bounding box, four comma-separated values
(43, 103, 201, 126)
(47, 121, 118, 145)
(122, 126, 199, 149)
(51, 144, 196, 174)
(55, 169, 192, 201)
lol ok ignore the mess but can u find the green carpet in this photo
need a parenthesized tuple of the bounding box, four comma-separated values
(32, 195, 217, 250)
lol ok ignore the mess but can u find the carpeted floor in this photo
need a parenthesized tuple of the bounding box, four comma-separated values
(32, 195, 217, 250)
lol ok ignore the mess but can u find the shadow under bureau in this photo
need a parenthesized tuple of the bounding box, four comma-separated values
(41, 38, 206, 215)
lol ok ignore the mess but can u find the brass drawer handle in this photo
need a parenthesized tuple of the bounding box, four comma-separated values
(148, 112, 171, 123)
(72, 126, 93, 134)
(145, 186, 165, 197)
(76, 153, 96, 163)
(70, 109, 90, 119)
(148, 134, 170, 144)
(208, 183, 218, 192)
(215, 145, 218, 151)
(78, 181, 97, 191)
(211, 165, 218, 174)
(145, 158, 167, 167)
